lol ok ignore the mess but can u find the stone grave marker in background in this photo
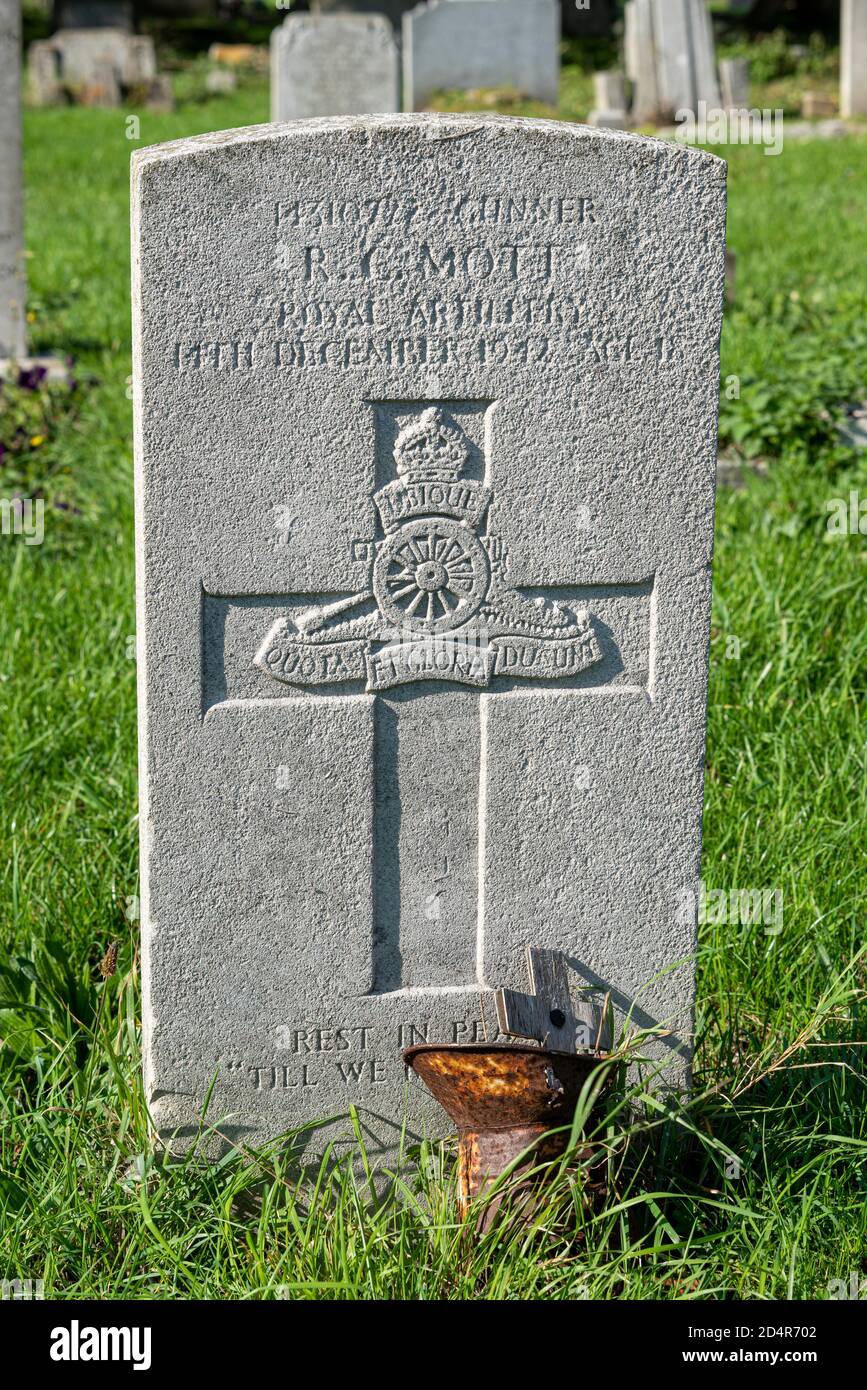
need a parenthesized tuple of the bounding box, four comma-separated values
(403, 0, 560, 111)
(0, 0, 26, 364)
(28, 23, 168, 107)
(132, 113, 727, 1157)
(588, 71, 629, 129)
(841, 0, 867, 118)
(654, 0, 720, 117)
(719, 57, 749, 111)
(624, 0, 662, 124)
(270, 14, 399, 121)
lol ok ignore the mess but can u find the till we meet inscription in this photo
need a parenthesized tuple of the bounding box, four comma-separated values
(133, 115, 726, 1154)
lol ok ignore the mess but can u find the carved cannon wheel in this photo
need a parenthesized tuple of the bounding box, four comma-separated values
(373, 517, 490, 635)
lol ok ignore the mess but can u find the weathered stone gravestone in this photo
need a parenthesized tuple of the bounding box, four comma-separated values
(0, 0, 26, 363)
(132, 113, 727, 1156)
(654, 0, 720, 116)
(28, 25, 165, 107)
(311, 0, 416, 26)
(588, 71, 629, 129)
(625, 0, 719, 123)
(403, 0, 560, 110)
(270, 14, 399, 122)
(841, 0, 867, 118)
(624, 0, 661, 124)
(719, 57, 749, 112)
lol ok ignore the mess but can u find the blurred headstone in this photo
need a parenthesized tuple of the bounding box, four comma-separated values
(801, 91, 836, 118)
(624, 0, 662, 123)
(1, 0, 66, 377)
(719, 57, 749, 111)
(28, 26, 168, 106)
(0, 0, 26, 363)
(654, 0, 720, 116)
(588, 71, 629, 128)
(206, 67, 237, 96)
(841, 0, 867, 118)
(403, 0, 560, 110)
(270, 14, 399, 121)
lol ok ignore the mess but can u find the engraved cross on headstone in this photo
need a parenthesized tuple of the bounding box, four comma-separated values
(209, 405, 648, 998)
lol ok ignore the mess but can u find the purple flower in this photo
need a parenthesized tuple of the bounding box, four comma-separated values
(17, 365, 48, 391)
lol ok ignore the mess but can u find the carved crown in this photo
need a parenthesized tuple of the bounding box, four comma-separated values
(393, 408, 469, 484)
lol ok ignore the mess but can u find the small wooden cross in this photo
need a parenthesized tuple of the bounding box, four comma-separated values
(495, 947, 611, 1053)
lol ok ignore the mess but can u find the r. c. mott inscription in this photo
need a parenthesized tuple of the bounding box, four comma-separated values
(254, 407, 602, 694)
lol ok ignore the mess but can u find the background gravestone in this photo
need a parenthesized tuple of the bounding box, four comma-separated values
(270, 14, 399, 122)
(403, 0, 560, 110)
(654, 0, 720, 117)
(28, 26, 164, 106)
(624, 0, 662, 124)
(841, 0, 867, 118)
(719, 57, 750, 111)
(0, 0, 26, 364)
(133, 113, 726, 1157)
(588, 71, 629, 128)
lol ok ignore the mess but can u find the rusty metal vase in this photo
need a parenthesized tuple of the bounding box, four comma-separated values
(405, 1043, 606, 1229)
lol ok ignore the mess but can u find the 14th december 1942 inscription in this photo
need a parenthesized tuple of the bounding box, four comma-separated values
(133, 116, 726, 1156)
(169, 190, 668, 375)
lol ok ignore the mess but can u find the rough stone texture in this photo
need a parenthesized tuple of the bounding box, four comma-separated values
(132, 114, 727, 1157)
(28, 27, 160, 107)
(625, 0, 662, 124)
(270, 14, 399, 122)
(653, 0, 720, 118)
(403, 0, 560, 110)
(841, 0, 867, 118)
(0, 0, 26, 362)
(719, 56, 749, 111)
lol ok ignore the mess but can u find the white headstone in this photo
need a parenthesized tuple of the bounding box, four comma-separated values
(132, 114, 727, 1157)
(403, 0, 560, 110)
(588, 70, 629, 128)
(625, 0, 662, 124)
(28, 27, 158, 106)
(654, 0, 719, 118)
(841, 0, 867, 118)
(719, 57, 749, 111)
(270, 14, 399, 122)
(0, 0, 26, 363)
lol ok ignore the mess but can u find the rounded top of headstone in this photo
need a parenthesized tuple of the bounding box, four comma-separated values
(130, 112, 727, 176)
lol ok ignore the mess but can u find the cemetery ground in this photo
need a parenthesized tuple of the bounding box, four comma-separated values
(2, 77, 867, 1300)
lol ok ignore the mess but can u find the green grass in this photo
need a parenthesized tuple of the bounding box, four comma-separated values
(1, 74, 866, 1300)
